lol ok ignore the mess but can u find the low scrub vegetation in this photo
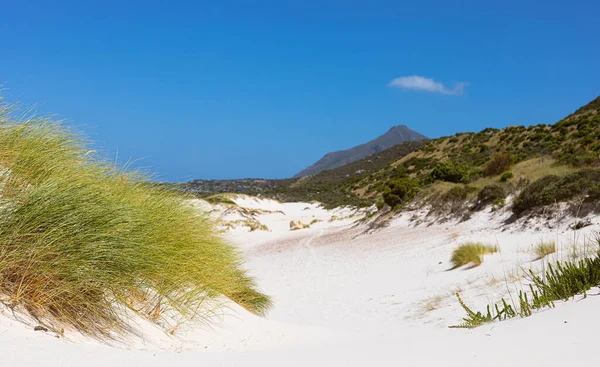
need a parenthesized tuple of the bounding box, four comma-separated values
(353, 97, 600, 212)
(180, 96, 600, 215)
(450, 243, 498, 269)
(430, 161, 470, 183)
(476, 184, 506, 207)
(0, 103, 271, 336)
(221, 219, 269, 232)
(443, 185, 476, 202)
(499, 171, 513, 182)
(512, 169, 600, 215)
(484, 153, 511, 177)
(382, 178, 421, 208)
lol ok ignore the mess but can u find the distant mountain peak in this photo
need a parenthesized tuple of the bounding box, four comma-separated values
(294, 125, 427, 178)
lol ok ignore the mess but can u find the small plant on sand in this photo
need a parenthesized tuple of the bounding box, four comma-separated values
(491, 198, 506, 211)
(450, 242, 498, 269)
(246, 219, 269, 232)
(452, 245, 600, 328)
(534, 241, 556, 260)
(449, 293, 496, 328)
(328, 215, 352, 222)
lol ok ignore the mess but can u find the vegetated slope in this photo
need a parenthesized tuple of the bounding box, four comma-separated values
(181, 140, 426, 208)
(182, 95, 599, 213)
(567, 95, 600, 118)
(294, 125, 427, 178)
(0, 101, 270, 336)
(351, 95, 600, 215)
(269, 140, 427, 207)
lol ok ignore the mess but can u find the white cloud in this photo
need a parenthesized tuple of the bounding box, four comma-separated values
(388, 75, 467, 96)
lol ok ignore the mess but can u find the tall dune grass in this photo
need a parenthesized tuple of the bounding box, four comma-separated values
(0, 101, 271, 335)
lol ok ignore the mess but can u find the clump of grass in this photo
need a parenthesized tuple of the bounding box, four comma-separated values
(223, 219, 269, 232)
(450, 242, 498, 269)
(452, 245, 600, 328)
(0, 102, 271, 336)
(534, 241, 556, 260)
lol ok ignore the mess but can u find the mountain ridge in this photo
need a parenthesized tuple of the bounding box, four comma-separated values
(294, 125, 427, 178)
(179, 95, 600, 211)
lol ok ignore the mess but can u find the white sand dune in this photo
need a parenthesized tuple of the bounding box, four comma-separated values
(2, 196, 599, 366)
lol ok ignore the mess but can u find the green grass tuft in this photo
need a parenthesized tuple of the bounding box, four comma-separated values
(0, 101, 271, 336)
(450, 242, 498, 269)
(452, 237, 600, 328)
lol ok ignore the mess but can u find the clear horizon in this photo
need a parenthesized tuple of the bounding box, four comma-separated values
(1, 1, 599, 182)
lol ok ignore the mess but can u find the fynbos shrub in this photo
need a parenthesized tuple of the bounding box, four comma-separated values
(484, 153, 511, 176)
(382, 178, 420, 208)
(477, 184, 506, 206)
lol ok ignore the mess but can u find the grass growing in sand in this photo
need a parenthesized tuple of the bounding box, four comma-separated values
(0, 101, 271, 336)
(452, 236, 600, 328)
(450, 243, 498, 269)
(534, 241, 556, 260)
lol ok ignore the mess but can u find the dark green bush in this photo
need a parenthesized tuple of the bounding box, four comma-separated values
(513, 175, 561, 215)
(478, 184, 506, 205)
(484, 153, 511, 176)
(443, 185, 476, 202)
(382, 178, 420, 208)
(513, 169, 600, 215)
(430, 161, 469, 183)
(470, 167, 485, 180)
(559, 151, 599, 167)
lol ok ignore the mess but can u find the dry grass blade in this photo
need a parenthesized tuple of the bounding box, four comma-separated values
(534, 241, 556, 260)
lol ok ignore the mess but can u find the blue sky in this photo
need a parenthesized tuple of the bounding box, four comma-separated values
(1, 1, 598, 181)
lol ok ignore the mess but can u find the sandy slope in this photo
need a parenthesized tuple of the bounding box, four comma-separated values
(2, 196, 599, 366)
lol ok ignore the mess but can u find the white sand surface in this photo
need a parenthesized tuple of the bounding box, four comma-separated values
(2, 196, 599, 366)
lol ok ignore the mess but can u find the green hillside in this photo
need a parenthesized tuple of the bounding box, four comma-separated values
(183, 140, 426, 208)
(352, 95, 600, 216)
(185, 95, 599, 215)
